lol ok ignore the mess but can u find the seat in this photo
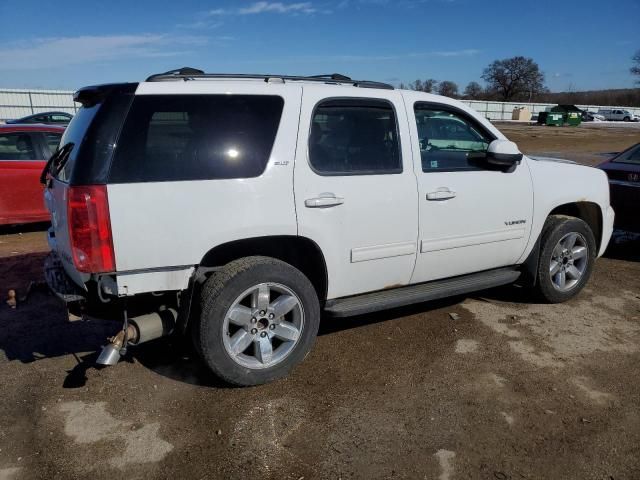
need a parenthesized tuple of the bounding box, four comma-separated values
(15, 135, 36, 160)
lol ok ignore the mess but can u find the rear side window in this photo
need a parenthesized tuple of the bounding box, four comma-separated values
(109, 95, 284, 183)
(51, 114, 71, 123)
(309, 98, 401, 175)
(0, 133, 38, 160)
(55, 104, 101, 182)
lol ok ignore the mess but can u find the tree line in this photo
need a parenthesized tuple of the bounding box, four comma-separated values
(400, 51, 640, 107)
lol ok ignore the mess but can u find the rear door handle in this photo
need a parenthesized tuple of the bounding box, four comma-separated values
(426, 189, 456, 201)
(305, 193, 344, 208)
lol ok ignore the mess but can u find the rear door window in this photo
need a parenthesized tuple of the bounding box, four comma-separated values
(0, 133, 38, 160)
(308, 98, 401, 175)
(109, 95, 284, 183)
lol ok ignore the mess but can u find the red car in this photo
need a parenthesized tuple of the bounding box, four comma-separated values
(0, 124, 64, 225)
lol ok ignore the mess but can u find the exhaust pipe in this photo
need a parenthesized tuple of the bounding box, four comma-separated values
(96, 308, 177, 366)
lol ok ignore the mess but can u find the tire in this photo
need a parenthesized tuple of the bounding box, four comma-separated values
(624, 116, 630, 122)
(193, 256, 320, 386)
(534, 215, 596, 303)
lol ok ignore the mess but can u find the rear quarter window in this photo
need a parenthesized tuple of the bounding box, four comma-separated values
(108, 94, 284, 183)
(54, 105, 100, 182)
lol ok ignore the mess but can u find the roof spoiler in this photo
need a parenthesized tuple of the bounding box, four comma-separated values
(73, 83, 138, 107)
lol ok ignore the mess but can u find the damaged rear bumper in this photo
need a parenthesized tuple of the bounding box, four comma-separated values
(44, 252, 86, 303)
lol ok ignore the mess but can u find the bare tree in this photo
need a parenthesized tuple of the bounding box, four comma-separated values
(406, 78, 438, 92)
(422, 78, 438, 93)
(632, 50, 640, 84)
(463, 81, 483, 99)
(409, 79, 424, 91)
(437, 80, 459, 98)
(481, 56, 546, 101)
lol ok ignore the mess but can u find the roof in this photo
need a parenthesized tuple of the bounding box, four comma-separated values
(0, 123, 65, 133)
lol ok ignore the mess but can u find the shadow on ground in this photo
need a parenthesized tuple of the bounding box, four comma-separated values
(0, 221, 49, 236)
(4, 231, 636, 391)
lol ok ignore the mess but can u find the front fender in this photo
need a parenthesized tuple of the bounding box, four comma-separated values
(519, 157, 613, 262)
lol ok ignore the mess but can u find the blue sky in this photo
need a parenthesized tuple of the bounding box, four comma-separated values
(0, 0, 638, 91)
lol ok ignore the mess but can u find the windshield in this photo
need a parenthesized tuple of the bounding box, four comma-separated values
(55, 104, 101, 182)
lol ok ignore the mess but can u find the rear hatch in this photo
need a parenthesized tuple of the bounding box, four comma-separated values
(44, 83, 137, 288)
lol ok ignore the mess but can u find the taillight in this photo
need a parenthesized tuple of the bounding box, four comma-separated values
(67, 185, 115, 273)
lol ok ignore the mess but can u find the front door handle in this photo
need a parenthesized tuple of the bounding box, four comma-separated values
(305, 193, 344, 208)
(426, 189, 456, 201)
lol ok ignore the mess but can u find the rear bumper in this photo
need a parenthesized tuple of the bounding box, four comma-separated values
(44, 252, 86, 303)
(599, 205, 615, 257)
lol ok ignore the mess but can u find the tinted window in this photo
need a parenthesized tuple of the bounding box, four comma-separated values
(414, 105, 492, 172)
(55, 104, 101, 182)
(44, 132, 63, 156)
(51, 114, 71, 123)
(614, 144, 640, 165)
(309, 99, 401, 175)
(109, 95, 284, 183)
(0, 133, 38, 160)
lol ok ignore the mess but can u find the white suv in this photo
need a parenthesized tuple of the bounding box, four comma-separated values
(43, 68, 614, 386)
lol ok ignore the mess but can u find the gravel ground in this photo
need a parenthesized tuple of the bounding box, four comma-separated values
(0, 123, 639, 480)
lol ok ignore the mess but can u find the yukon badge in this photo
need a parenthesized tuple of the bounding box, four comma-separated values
(505, 219, 526, 226)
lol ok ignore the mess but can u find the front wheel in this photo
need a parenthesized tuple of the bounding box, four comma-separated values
(193, 256, 320, 386)
(534, 215, 596, 303)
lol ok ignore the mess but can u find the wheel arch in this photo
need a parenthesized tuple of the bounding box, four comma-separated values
(547, 201, 603, 252)
(519, 201, 602, 287)
(199, 235, 328, 302)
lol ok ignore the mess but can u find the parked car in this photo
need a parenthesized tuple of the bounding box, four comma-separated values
(581, 111, 605, 122)
(598, 143, 640, 233)
(5, 111, 73, 125)
(0, 124, 64, 225)
(43, 68, 614, 386)
(596, 109, 638, 122)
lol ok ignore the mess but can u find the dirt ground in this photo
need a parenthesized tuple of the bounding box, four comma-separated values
(1, 123, 639, 480)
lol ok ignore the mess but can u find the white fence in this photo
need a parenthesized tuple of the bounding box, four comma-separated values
(1, 87, 639, 122)
(460, 99, 640, 120)
(0, 88, 77, 122)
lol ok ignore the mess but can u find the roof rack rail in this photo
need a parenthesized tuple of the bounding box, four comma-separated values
(145, 68, 394, 90)
(308, 73, 353, 81)
(146, 67, 205, 81)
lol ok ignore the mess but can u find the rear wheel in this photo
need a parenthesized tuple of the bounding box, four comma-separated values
(534, 215, 596, 303)
(193, 256, 320, 386)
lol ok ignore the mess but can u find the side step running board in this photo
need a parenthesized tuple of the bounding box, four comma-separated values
(324, 267, 520, 317)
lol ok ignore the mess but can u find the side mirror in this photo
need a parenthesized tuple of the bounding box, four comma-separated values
(486, 139, 523, 167)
